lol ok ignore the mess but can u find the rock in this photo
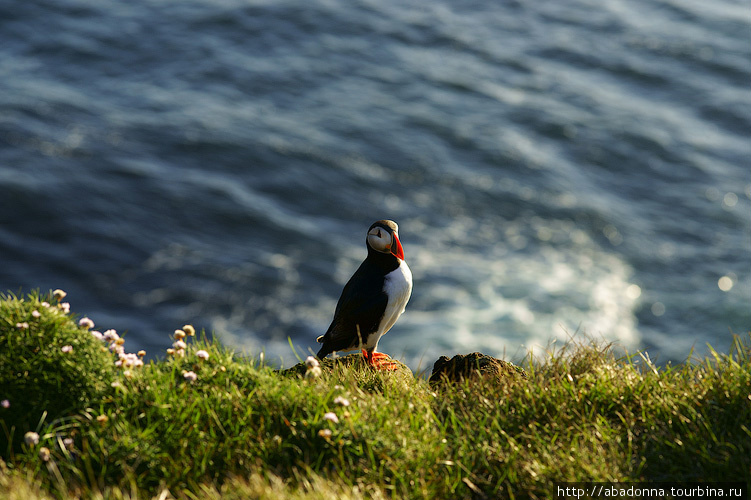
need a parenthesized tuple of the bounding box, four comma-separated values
(429, 352, 527, 385)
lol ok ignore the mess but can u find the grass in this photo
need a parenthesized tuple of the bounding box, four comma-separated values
(1, 290, 750, 499)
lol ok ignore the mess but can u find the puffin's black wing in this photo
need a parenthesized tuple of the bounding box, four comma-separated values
(316, 261, 388, 358)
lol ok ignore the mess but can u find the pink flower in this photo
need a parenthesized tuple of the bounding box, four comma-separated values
(60, 303, 70, 314)
(103, 330, 119, 342)
(333, 396, 350, 407)
(32, 310, 41, 318)
(118, 352, 143, 368)
(322, 412, 339, 424)
(15, 322, 29, 330)
(1, 399, 9, 409)
(61, 345, 73, 354)
(24, 432, 39, 446)
(183, 371, 198, 382)
(196, 350, 209, 361)
(79, 317, 94, 329)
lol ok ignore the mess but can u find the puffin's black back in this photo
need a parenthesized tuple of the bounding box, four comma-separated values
(316, 230, 401, 358)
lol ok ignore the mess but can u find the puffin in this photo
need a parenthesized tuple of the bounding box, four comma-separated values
(316, 220, 413, 370)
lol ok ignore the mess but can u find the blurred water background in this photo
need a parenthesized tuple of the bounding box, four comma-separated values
(1, 0, 749, 370)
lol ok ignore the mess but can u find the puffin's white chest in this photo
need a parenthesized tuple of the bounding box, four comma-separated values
(374, 259, 412, 343)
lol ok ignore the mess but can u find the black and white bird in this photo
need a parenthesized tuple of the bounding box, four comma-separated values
(316, 220, 413, 369)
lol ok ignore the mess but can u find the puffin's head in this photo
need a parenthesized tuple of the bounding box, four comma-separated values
(366, 219, 405, 260)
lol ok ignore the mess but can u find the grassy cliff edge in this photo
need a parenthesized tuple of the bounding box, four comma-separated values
(1, 290, 750, 499)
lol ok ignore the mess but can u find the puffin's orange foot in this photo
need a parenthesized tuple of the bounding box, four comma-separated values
(372, 358, 400, 371)
(361, 350, 399, 371)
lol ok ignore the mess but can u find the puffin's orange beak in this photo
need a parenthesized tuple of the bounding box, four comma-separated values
(391, 233, 405, 260)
